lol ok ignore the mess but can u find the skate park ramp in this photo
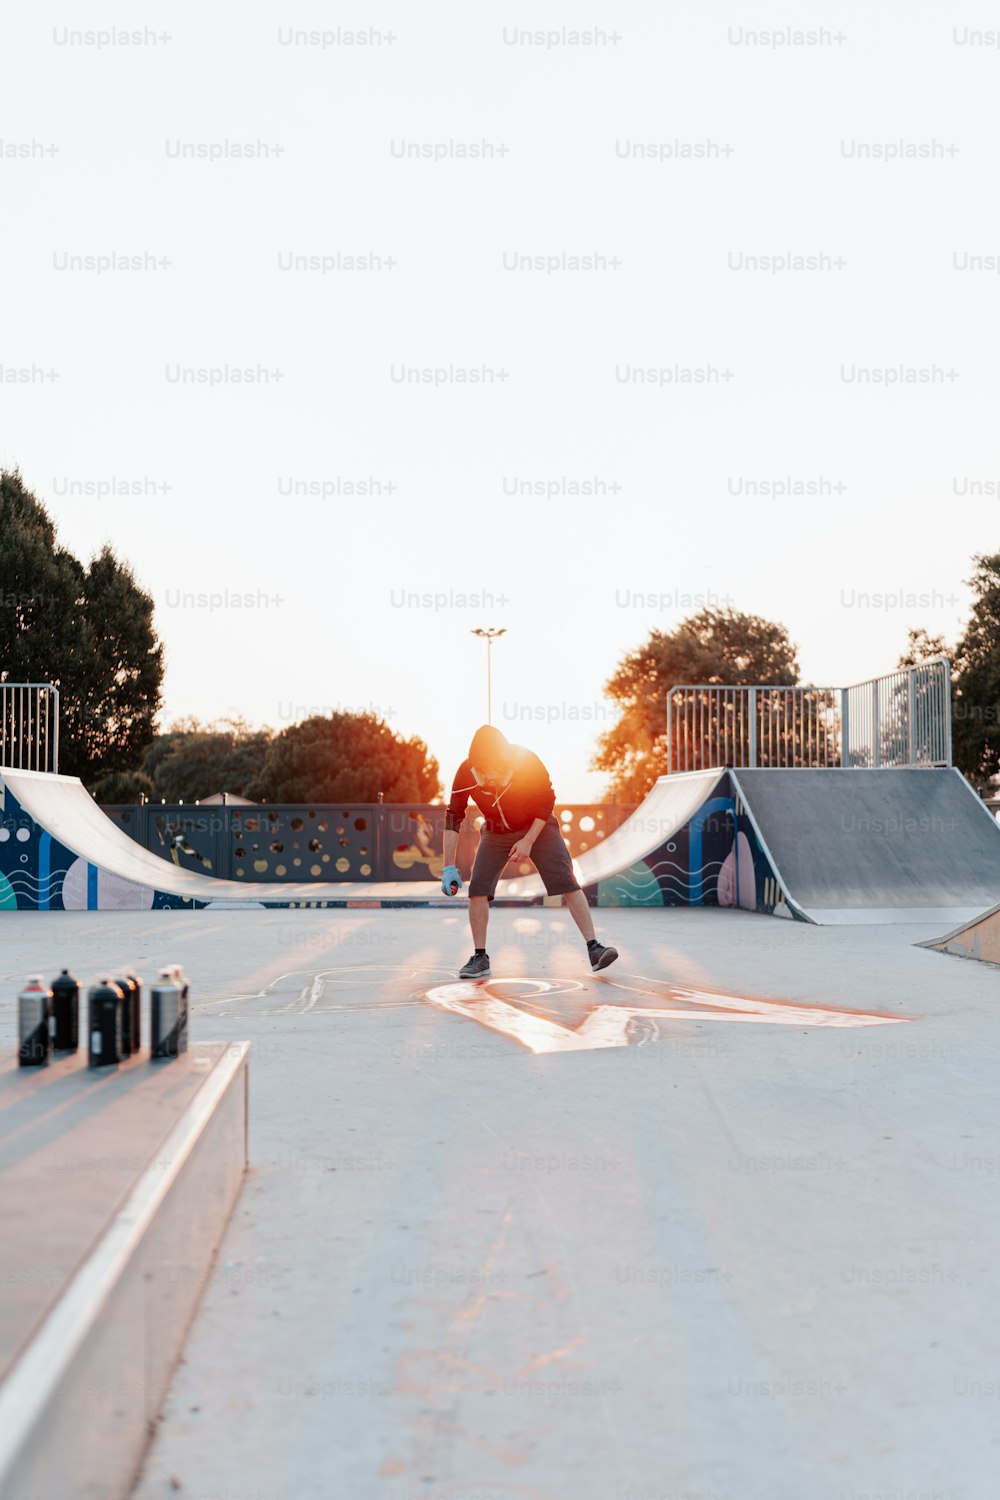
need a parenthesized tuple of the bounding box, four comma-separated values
(918, 899, 1000, 964)
(731, 767, 1000, 924)
(0, 766, 726, 910)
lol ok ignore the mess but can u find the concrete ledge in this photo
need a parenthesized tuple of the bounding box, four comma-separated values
(0, 1041, 249, 1500)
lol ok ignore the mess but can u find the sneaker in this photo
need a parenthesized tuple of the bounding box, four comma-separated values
(459, 952, 491, 979)
(588, 941, 619, 972)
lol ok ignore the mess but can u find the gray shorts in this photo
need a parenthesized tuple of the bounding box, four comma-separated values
(469, 820, 581, 900)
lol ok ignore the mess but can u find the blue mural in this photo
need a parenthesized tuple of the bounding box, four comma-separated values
(586, 773, 800, 918)
(0, 779, 195, 911)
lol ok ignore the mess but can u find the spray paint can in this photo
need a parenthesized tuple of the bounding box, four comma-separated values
(88, 980, 124, 1069)
(115, 974, 142, 1057)
(169, 964, 190, 1052)
(18, 975, 53, 1067)
(50, 969, 80, 1052)
(150, 969, 181, 1059)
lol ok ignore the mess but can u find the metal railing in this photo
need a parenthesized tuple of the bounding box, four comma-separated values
(666, 659, 951, 772)
(842, 660, 952, 769)
(0, 683, 60, 772)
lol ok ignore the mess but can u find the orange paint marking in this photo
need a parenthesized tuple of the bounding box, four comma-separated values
(424, 974, 910, 1054)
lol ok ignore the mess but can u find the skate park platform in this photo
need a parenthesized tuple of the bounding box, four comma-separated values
(919, 897, 1000, 966)
(2, 903, 998, 1498)
(731, 767, 1000, 924)
(0, 1033, 248, 1500)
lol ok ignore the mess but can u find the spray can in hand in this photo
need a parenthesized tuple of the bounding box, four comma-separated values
(18, 976, 53, 1067)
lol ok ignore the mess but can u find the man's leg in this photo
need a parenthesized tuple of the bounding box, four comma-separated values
(458, 831, 513, 977)
(564, 888, 596, 941)
(530, 823, 618, 970)
(469, 894, 490, 949)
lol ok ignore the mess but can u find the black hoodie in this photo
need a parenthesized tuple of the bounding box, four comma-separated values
(445, 744, 557, 834)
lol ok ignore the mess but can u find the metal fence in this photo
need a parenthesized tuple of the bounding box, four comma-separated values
(666, 659, 952, 772)
(842, 660, 952, 768)
(0, 682, 60, 772)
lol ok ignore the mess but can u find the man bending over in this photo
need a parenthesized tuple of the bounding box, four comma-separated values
(441, 724, 618, 979)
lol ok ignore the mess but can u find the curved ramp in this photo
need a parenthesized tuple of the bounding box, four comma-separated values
(0, 766, 727, 910)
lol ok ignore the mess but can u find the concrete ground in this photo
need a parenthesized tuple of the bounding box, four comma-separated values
(2, 906, 998, 1500)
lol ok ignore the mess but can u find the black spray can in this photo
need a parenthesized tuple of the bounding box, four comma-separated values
(18, 975, 53, 1067)
(50, 969, 80, 1052)
(150, 969, 181, 1060)
(89, 980, 124, 1069)
(115, 974, 142, 1057)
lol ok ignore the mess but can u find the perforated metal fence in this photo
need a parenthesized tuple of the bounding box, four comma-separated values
(101, 801, 636, 883)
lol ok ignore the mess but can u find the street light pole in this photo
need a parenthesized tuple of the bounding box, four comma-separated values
(471, 627, 506, 723)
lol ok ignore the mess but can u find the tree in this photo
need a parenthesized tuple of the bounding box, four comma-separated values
(593, 608, 800, 799)
(898, 628, 949, 669)
(144, 717, 273, 803)
(0, 468, 163, 783)
(246, 711, 440, 803)
(951, 553, 1000, 783)
(90, 769, 155, 803)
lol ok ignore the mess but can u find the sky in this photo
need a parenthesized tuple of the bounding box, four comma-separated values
(3, 1, 998, 799)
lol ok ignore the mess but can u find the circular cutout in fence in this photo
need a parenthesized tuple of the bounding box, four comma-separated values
(336, 857, 350, 873)
(276, 864, 287, 877)
(16, 828, 30, 842)
(270, 841, 284, 854)
(235, 847, 245, 859)
(354, 817, 367, 831)
(290, 818, 304, 832)
(308, 839, 321, 853)
(318, 820, 329, 833)
(561, 810, 573, 823)
(236, 868, 245, 877)
(360, 863, 371, 876)
(0, 830, 8, 842)
(322, 854, 330, 863)
(310, 864, 321, 877)
(253, 859, 268, 873)
(580, 816, 595, 832)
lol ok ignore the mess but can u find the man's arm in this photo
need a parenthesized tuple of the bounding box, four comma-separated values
(442, 760, 475, 882)
(510, 817, 546, 863)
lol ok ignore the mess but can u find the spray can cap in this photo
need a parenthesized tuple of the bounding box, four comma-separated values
(25, 975, 45, 988)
